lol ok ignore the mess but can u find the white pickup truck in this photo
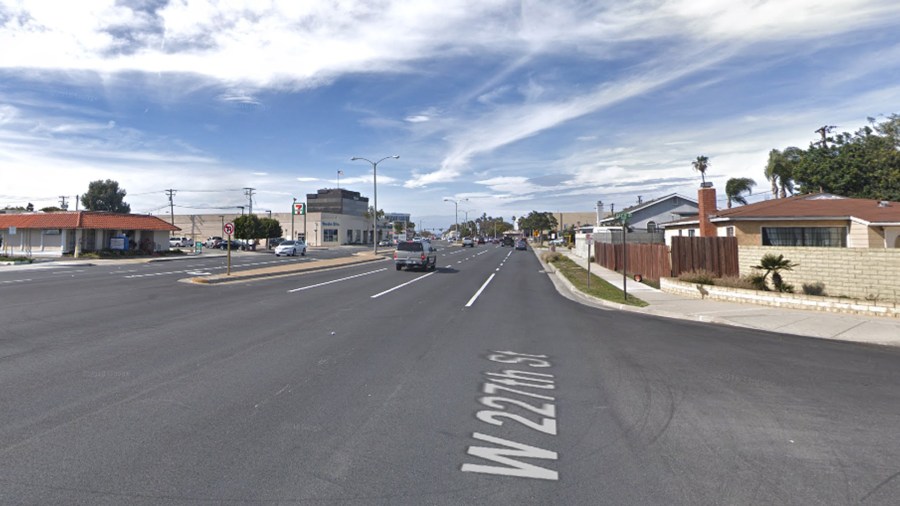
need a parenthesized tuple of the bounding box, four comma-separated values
(393, 240, 437, 271)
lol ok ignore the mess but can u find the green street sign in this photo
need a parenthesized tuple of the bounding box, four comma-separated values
(616, 212, 632, 221)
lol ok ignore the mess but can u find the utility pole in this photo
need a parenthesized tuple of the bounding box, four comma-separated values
(58, 196, 69, 211)
(244, 187, 255, 215)
(165, 189, 176, 225)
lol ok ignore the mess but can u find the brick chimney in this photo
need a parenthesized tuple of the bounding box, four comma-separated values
(698, 184, 717, 237)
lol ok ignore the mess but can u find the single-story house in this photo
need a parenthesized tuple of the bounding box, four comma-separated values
(0, 211, 180, 257)
(599, 193, 699, 233)
(664, 191, 900, 248)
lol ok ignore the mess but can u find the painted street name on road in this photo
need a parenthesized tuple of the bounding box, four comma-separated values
(461, 351, 559, 481)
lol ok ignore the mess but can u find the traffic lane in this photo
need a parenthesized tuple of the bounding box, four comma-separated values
(459, 252, 900, 504)
(0, 257, 499, 503)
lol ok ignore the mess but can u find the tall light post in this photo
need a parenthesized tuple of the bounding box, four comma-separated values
(443, 197, 468, 241)
(291, 197, 296, 240)
(351, 155, 399, 254)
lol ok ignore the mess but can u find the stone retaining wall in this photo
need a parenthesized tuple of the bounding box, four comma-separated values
(661, 278, 900, 318)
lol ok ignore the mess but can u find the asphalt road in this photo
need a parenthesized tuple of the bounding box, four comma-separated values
(1, 242, 899, 505)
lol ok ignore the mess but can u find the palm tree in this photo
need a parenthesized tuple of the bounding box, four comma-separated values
(692, 156, 710, 185)
(764, 147, 800, 198)
(725, 177, 757, 208)
(752, 253, 798, 292)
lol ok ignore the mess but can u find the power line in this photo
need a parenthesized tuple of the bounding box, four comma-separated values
(244, 187, 255, 215)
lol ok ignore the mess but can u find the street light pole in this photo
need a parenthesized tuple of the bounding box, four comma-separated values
(291, 197, 296, 240)
(351, 155, 399, 254)
(442, 198, 467, 242)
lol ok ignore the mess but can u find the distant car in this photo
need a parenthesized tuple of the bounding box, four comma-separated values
(169, 237, 193, 248)
(206, 236, 224, 248)
(477, 237, 485, 244)
(218, 239, 243, 250)
(462, 237, 475, 247)
(549, 238, 565, 246)
(274, 240, 306, 257)
(378, 239, 393, 247)
(269, 237, 286, 248)
(515, 239, 527, 250)
(501, 236, 514, 247)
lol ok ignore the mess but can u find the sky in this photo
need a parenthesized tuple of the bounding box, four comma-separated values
(2, 0, 900, 232)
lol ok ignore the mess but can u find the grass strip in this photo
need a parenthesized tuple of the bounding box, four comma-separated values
(549, 255, 648, 307)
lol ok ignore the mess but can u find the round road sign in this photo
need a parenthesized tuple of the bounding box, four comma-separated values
(223, 222, 235, 235)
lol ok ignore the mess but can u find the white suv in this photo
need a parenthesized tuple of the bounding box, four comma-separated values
(169, 237, 193, 248)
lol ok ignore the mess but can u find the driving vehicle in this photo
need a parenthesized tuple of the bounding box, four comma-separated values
(394, 240, 437, 271)
(462, 237, 475, 247)
(274, 240, 306, 256)
(515, 239, 527, 250)
(501, 236, 514, 247)
(477, 237, 485, 244)
(378, 239, 393, 247)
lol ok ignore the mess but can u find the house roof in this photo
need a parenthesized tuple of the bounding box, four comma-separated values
(599, 193, 697, 224)
(709, 193, 900, 225)
(0, 211, 180, 231)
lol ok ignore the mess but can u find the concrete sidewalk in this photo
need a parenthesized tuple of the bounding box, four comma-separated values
(544, 249, 900, 348)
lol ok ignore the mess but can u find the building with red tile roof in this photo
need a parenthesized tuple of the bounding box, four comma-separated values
(664, 192, 900, 248)
(0, 211, 180, 257)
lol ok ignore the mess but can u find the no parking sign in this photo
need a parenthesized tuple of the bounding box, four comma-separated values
(223, 222, 235, 235)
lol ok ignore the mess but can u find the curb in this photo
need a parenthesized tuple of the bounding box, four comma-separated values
(533, 248, 756, 330)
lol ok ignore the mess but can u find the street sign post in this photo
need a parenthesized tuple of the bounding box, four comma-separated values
(293, 202, 306, 215)
(223, 222, 234, 275)
(586, 232, 592, 289)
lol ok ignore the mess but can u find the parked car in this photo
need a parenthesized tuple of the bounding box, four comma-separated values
(169, 236, 193, 248)
(378, 239, 393, 247)
(515, 239, 527, 250)
(206, 236, 223, 248)
(394, 240, 437, 271)
(274, 240, 306, 257)
(462, 237, 475, 247)
(217, 239, 243, 250)
(549, 238, 565, 246)
(269, 237, 286, 248)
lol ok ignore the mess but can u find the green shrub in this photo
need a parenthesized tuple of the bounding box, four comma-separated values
(802, 281, 826, 296)
(677, 269, 716, 285)
(747, 273, 768, 290)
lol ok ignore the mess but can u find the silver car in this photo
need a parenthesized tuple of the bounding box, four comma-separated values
(274, 240, 306, 256)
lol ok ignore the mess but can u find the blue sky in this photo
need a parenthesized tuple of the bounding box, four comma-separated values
(2, 0, 900, 231)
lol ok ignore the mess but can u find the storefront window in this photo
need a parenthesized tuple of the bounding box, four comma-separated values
(323, 229, 338, 242)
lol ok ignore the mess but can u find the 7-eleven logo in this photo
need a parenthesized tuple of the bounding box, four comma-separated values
(293, 202, 306, 215)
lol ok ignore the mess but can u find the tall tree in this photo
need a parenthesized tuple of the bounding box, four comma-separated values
(725, 177, 757, 208)
(81, 179, 131, 213)
(792, 115, 900, 200)
(692, 156, 710, 185)
(764, 148, 800, 198)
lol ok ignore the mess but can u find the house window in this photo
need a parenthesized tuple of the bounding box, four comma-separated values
(688, 229, 695, 237)
(761, 227, 846, 247)
(726, 227, 734, 237)
(323, 229, 339, 242)
(646, 221, 657, 233)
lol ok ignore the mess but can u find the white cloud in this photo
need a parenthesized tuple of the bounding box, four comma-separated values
(404, 115, 429, 123)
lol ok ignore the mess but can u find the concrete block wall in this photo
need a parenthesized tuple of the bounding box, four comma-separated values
(739, 246, 900, 302)
(661, 278, 900, 318)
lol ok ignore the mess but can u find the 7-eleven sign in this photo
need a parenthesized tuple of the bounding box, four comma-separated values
(293, 202, 306, 215)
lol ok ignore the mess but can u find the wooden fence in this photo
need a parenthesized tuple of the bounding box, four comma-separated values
(670, 236, 739, 278)
(594, 241, 671, 282)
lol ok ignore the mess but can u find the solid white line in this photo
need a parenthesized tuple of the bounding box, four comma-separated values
(289, 268, 386, 292)
(371, 272, 436, 298)
(465, 273, 496, 307)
